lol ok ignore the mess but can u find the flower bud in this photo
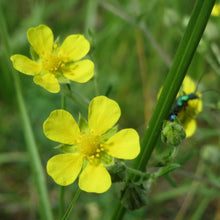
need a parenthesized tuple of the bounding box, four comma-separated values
(161, 119, 186, 146)
(120, 181, 148, 210)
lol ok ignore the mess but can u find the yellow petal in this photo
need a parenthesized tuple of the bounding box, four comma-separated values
(47, 153, 83, 186)
(33, 73, 60, 93)
(105, 129, 140, 159)
(79, 162, 111, 193)
(10, 55, 41, 75)
(212, 3, 220, 16)
(88, 96, 121, 136)
(63, 60, 94, 83)
(183, 119, 196, 138)
(188, 93, 203, 114)
(27, 24, 54, 56)
(59, 35, 90, 62)
(43, 109, 80, 145)
(182, 76, 195, 94)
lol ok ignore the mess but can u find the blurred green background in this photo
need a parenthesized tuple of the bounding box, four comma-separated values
(1, 0, 220, 219)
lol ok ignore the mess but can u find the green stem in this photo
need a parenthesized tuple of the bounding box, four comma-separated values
(59, 186, 65, 220)
(61, 188, 81, 220)
(134, 0, 215, 173)
(85, 0, 100, 96)
(125, 165, 150, 180)
(0, 6, 53, 220)
(60, 84, 89, 110)
(59, 94, 66, 219)
(111, 0, 215, 219)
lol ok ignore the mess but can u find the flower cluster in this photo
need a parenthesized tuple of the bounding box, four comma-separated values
(44, 96, 140, 193)
(10, 24, 140, 194)
(10, 24, 94, 93)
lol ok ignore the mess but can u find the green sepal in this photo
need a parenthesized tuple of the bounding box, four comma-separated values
(54, 36, 60, 46)
(100, 152, 114, 166)
(78, 113, 88, 132)
(154, 146, 178, 166)
(120, 181, 148, 210)
(155, 163, 180, 178)
(102, 125, 118, 141)
(55, 144, 76, 153)
(107, 162, 127, 182)
(56, 73, 70, 83)
(30, 46, 39, 61)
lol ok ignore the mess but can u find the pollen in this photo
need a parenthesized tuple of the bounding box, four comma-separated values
(79, 134, 104, 160)
(42, 51, 65, 73)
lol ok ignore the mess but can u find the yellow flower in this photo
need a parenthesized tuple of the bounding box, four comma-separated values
(176, 76, 202, 137)
(44, 96, 140, 193)
(157, 76, 202, 138)
(212, 3, 220, 16)
(10, 24, 94, 93)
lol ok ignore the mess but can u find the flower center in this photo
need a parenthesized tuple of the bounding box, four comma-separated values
(41, 45, 68, 73)
(80, 134, 104, 160)
(42, 52, 64, 72)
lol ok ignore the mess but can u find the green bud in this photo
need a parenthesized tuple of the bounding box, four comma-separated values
(120, 181, 148, 210)
(161, 119, 186, 146)
(107, 162, 127, 182)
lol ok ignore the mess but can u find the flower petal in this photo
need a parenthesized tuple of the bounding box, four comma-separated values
(27, 24, 54, 56)
(33, 73, 60, 93)
(47, 153, 83, 186)
(59, 35, 90, 62)
(183, 118, 196, 138)
(182, 76, 196, 94)
(188, 93, 203, 114)
(63, 60, 94, 83)
(10, 55, 41, 75)
(79, 162, 111, 193)
(43, 109, 80, 145)
(212, 3, 220, 16)
(88, 96, 121, 136)
(105, 129, 140, 159)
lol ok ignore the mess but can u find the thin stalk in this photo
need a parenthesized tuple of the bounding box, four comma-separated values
(84, 0, 100, 96)
(111, 0, 216, 219)
(0, 5, 53, 220)
(59, 94, 66, 219)
(59, 186, 65, 220)
(61, 188, 81, 220)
